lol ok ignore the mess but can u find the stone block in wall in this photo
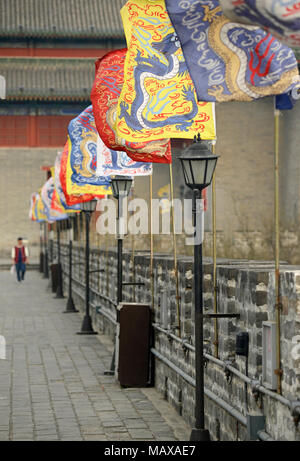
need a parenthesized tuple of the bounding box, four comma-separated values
(247, 308, 256, 326)
(255, 310, 269, 328)
(182, 318, 192, 337)
(283, 320, 296, 341)
(204, 295, 213, 309)
(204, 279, 212, 292)
(226, 285, 236, 299)
(227, 300, 237, 314)
(256, 331, 262, 348)
(255, 289, 268, 307)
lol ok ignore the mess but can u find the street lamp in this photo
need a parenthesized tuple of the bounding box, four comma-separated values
(55, 220, 64, 299)
(103, 176, 133, 376)
(63, 215, 79, 314)
(77, 199, 98, 335)
(39, 223, 44, 273)
(49, 224, 54, 264)
(43, 222, 49, 279)
(111, 176, 133, 201)
(111, 176, 133, 304)
(179, 135, 219, 442)
(47, 223, 54, 292)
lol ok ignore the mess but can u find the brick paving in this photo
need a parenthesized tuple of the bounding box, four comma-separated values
(0, 271, 190, 441)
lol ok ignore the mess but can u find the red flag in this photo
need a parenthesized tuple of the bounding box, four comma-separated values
(91, 49, 172, 164)
(51, 188, 65, 213)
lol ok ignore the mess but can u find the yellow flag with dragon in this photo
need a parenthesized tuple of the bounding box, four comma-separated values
(115, 0, 216, 143)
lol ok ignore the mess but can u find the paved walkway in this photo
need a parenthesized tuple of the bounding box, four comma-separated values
(0, 271, 190, 441)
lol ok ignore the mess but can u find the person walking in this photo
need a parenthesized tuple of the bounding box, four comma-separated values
(11, 238, 29, 282)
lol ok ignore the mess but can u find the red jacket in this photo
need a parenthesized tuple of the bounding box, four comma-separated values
(13, 246, 27, 264)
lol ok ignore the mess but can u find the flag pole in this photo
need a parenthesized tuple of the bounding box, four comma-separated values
(78, 212, 81, 271)
(150, 174, 154, 310)
(131, 186, 136, 303)
(105, 232, 109, 297)
(131, 232, 136, 302)
(212, 141, 218, 357)
(169, 163, 181, 338)
(97, 232, 101, 293)
(274, 107, 282, 394)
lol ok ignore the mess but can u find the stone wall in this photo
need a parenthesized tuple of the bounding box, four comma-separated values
(56, 242, 300, 441)
(0, 147, 58, 259)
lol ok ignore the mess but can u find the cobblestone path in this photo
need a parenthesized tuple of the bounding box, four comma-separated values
(0, 271, 190, 441)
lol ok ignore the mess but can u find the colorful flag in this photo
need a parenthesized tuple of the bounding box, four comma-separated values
(35, 193, 48, 223)
(165, 0, 299, 102)
(66, 106, 151, 196)
(94, 132, 152, 177)
(219, 0, 300, 49)
(52, 154, 81, 212)
(41, 178, 68, 222)
(115, 0, 216, 142)
(91, 49, 172, 164)
(29, 193, 38, 221)
(51, 188, 67, 214)
(67, 107, 112, 196)
(60, 140, 102, 206)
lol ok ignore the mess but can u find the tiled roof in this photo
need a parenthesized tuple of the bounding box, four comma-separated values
(0, 0, 126, 39)
(0, 57, 96, 101)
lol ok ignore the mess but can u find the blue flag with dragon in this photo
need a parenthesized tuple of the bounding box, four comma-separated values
(165, 0, 299, 103)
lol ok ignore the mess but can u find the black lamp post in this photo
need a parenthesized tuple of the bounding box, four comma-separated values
(43, 222, 49, 279)
(77, 199, 98, 335)
(63, 215, 79, 314)
(55, 220, 64, 299)
(39, 223, 44, 273)
(103, 176, 132, 376)
(111, 176, 133, 305)
(49, 224, 54, 264)
(46, 223, 54, 292)
(179, 135, 219, 442)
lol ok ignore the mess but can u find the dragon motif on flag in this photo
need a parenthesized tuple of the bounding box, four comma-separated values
(119, 33, 198, 132)
(165, 0, 299, 102)
(67, 106, 151, 196)
(91, 48, 173, 164)
(115, 0, 216, 142)
(219, 0, 300, 48)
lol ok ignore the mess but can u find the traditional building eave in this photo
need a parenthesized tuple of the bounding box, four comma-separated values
(0, 57, 96, 101)
(0, 0, 126, 40)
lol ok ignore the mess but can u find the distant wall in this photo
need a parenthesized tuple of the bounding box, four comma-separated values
(279, 102, 300, 228)
(0, 147, 58, 258)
